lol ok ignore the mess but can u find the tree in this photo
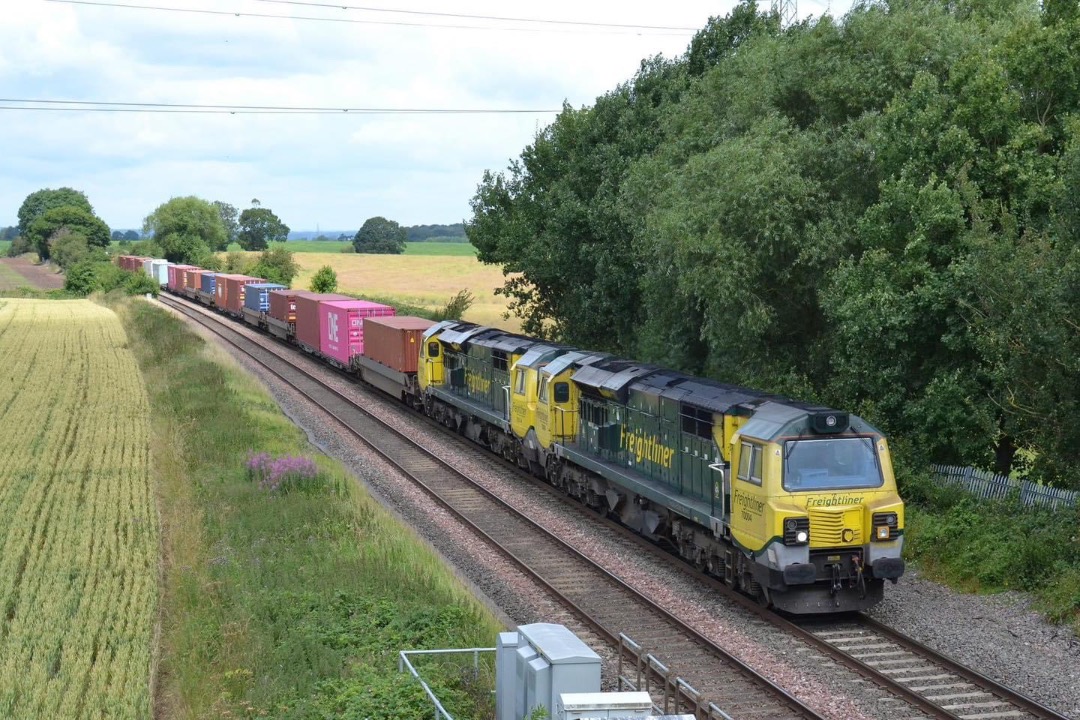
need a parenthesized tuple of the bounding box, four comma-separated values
(353, 217, 406, 254)
(123, 230, 140, 242)
(111, 230, 124, 242)
(238, 204, 290, 251)
(213, 201, 239, 249)
(17, 188, 93, 237)
(143, 196, 227, 263)
(28, 206, 111, 259)
(0, 227, 18, 241)
(309, 265, 337, 293)
(249, 246, 299, 286)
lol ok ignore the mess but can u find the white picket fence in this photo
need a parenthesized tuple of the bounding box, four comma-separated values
(930, 464, 1079, 511)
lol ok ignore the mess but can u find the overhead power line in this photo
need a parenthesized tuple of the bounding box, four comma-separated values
(0, 98, 560, 115)
(253, 0, 699, 32)
(45, 0, 694, 36)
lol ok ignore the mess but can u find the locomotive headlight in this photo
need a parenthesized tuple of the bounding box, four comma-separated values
(784, 517, 810, 546)
(872, 512, 899, 541)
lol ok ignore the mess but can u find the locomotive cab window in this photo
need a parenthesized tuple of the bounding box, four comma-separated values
(514, 369, 526, 395)
(553, 382, 570, 403)
(737, 442, 763, 486)
(427, 342, 441, 358)
(538, 376, 549, 402)
(783, 437, 883, 491)
(493, 351, 508, 372)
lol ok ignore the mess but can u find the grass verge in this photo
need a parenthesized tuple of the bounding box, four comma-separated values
(107, 296, 504, 719)
(898, 467, 1080, 633)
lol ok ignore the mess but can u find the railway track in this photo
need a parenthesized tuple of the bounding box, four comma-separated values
(158, 294, 822, 720)
(795, 616, 1072, 720)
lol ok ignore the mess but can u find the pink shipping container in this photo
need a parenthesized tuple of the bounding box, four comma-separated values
(362, 316, 434, 374)
(295, 293, 351, 349)
(318, 300, 396, 366)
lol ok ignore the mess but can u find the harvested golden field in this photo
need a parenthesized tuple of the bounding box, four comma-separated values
(0, 299, 157, 719)
(292, 253, 520, 330)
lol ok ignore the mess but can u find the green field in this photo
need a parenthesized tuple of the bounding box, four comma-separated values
(0, 240, 10, 255)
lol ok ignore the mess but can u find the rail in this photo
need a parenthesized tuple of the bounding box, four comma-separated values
(616, 634, 734, 720)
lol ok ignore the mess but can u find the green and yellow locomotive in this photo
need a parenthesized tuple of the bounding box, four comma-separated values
(417, 321, 904, 614)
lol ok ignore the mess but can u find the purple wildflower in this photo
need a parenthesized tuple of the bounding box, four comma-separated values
(246, 451, 322, 493)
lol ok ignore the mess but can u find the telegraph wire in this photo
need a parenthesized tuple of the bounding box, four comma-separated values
(44, 0, 693, 36)
(253, 0, 699, 31)
(0, 98, 560, 114)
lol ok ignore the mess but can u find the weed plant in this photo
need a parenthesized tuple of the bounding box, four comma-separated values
(109, 297, 504, 719)
(897, 462, 1080, 631)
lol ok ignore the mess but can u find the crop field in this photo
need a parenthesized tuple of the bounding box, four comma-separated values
(291, 252, 518, 329)
(0, 300, 157, 719)
(221, 240, 476, 255)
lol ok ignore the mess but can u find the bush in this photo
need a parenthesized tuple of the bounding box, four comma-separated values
(64, 261, 159, 297)
(310, 265, 337, 293)
(64, 261, 98, 295)
(437, 289, 474, 321)
(224, 251, 253, 274)
(7, 236, 31, 257)
(49, 229, 90, 270)
(249, 246, 299, 286)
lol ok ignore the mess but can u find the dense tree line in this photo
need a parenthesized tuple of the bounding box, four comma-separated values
(468, 0, 1080, 487)
(405, 223, 466, 241)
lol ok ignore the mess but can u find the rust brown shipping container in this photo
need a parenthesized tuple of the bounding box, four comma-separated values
(268, 289, 317, 324)
(223, 275, 265, 314)
(185, 269, 204, 291)
(179, 267, 200, 290)
(294, 293, 350, 349)
(362, 316, 434, 374)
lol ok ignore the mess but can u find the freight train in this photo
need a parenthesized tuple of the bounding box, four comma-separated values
(125, 255, 906, 614)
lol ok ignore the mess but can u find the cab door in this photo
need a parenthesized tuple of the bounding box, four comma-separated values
(728, 438, 770, 553)
(418, 339, 444, 390)
(510, 364, 533, 438)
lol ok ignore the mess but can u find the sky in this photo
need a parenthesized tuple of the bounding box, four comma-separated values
(0, 0, 854, 232)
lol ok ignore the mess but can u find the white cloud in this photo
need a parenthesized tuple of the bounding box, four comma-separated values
(0, 0, 856, 230)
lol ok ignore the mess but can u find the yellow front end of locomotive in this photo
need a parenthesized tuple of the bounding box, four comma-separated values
(727, 419, 905, 611)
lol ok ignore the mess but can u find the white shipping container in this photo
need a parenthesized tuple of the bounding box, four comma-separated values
(151, 259, 170, 286)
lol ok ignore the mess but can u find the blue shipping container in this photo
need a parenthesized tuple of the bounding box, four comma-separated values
(200, 272, 219, 294)
(244, 283, 287, 313)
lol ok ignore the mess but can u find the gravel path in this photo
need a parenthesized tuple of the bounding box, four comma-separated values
(161, 298, 1080, 720)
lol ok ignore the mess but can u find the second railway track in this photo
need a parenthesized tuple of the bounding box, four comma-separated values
(159, 294, 823, 720)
